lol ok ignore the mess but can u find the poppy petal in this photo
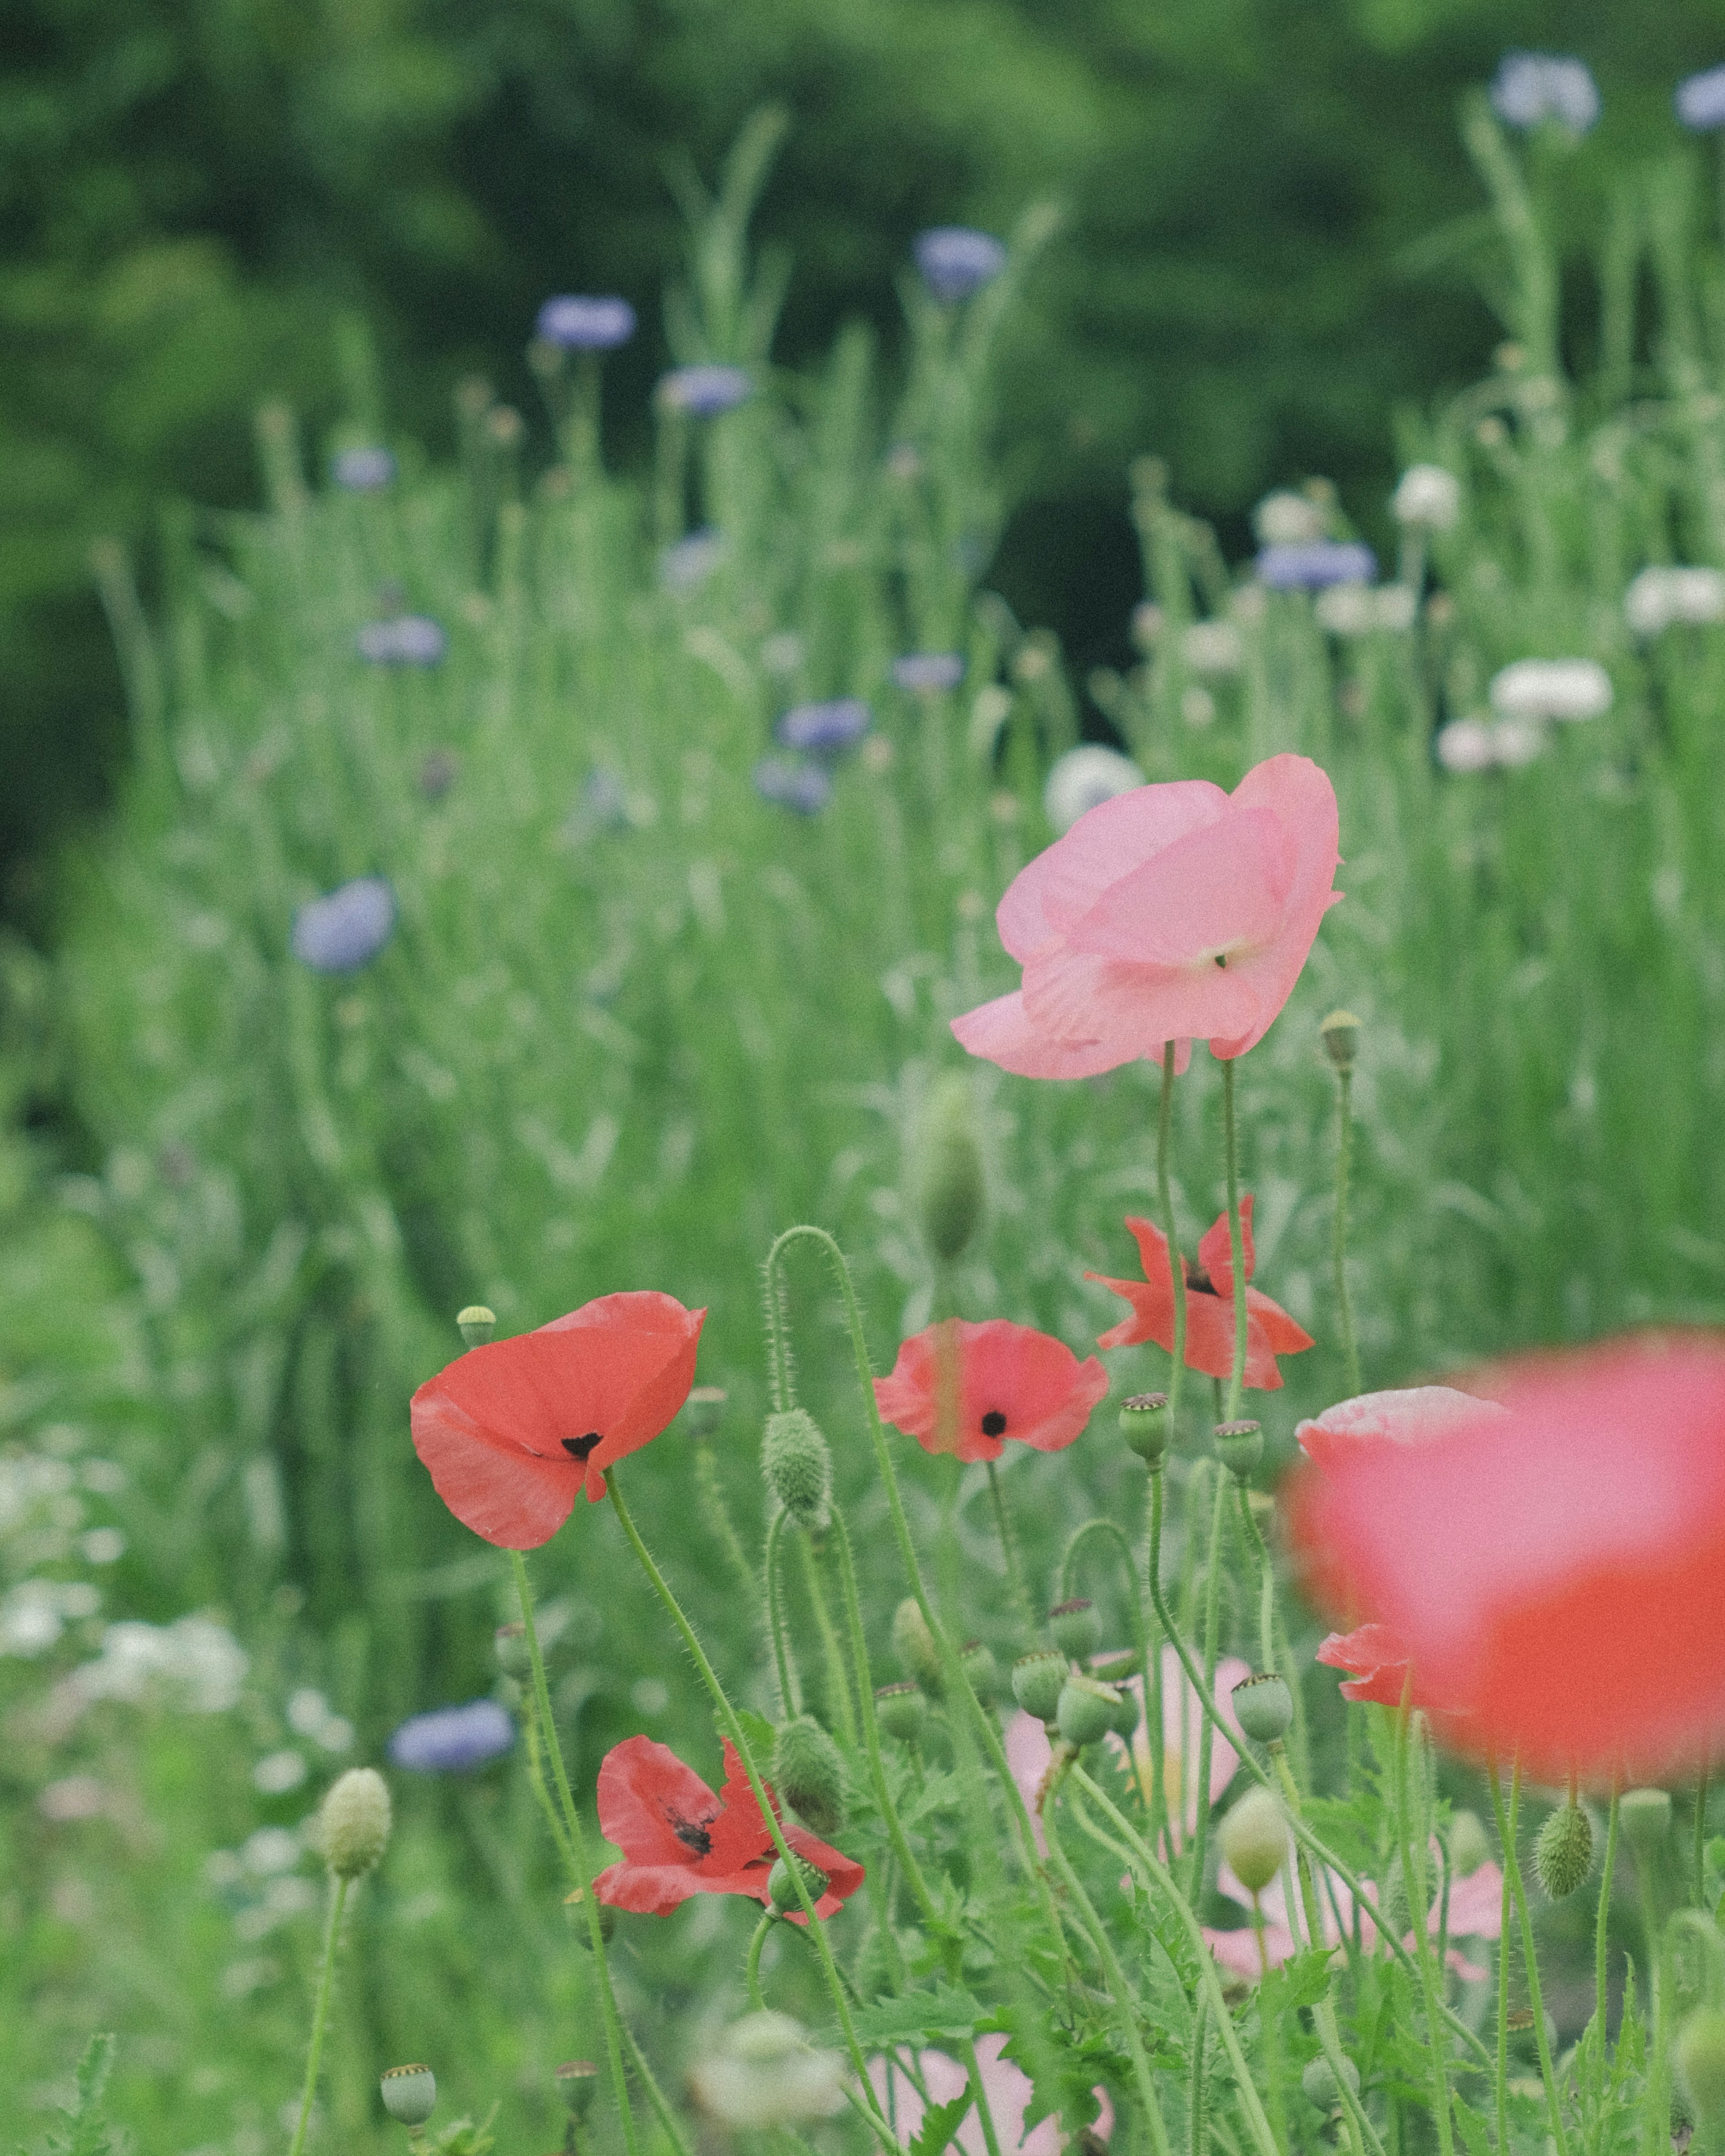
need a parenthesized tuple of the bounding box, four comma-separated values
(874, 1319, 1107, 1463)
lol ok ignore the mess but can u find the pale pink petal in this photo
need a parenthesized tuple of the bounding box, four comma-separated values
(870, 2036, 1113, 2155)
(1444, 1860, 1506, 1940)
(1019, 945, 1261, 1061)
(1207, 754, 1340, 1055)
(997, 781, 1229, 957)
(1204, 1919, 1298, 1978)
(1296, 1386, 1508, 1463)
(1444, 1947, 1491, 1982)
(1004, 1710, 1051, 1854)
(1066, 807, 1292, 966)
(951, 990, 1133, 1078)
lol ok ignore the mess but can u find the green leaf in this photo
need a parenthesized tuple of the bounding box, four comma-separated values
(1451, 2097, 1494, 2156)
(1258, 1948, 1335, 2018)
(28, 2037, 120, 2156)
(989, 1999, 1109, 2134)
(725, 1705, 779, 1767)
(853, 1988, 986, 2047)
(909, 2093, 973, 2156)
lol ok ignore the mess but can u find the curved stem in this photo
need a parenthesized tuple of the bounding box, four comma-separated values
(1158, 1043, 1189, 1422)
(1187, 1463, 1231, 1902)
(984, 1459, 1034, 1624)
(287, 1873, 349, 2156)
(1220, 1057, 1249, 1424)
(619, 2021, 695, 2156)
(1488, 1759, 1570, 2156)
(512, 1551, 641, 2156)
(604, 1469, 899, 2155)
(1332, 1065, 1362, 1398)
(746, 1911, 773, 2010)
(1061, 1513, 1153, 1809)
(765, 1508, 800, 1719)
(695, 1441, 761, 1607)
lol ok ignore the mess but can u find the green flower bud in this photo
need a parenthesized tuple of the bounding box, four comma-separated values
(494, 1622, 531, 1677)
(1319, 1010, 1361, 1073)
(555, 2062, 600, 2123)
(1534, 1802, 1593, 1900)
(767, 1851, 829, 1917)
(1447, 1809, 1491, 1878)
(919, 1073, 986, 1264)
(1676, 2006, 1725, 2127)
(1012, 1648, 1069, 1724)
(1621, 1787, 1674, 1858)
(772, 1716, 847, 1838)
(1057, 1674, 1122, 1749)
(1213, 1419, 1263, 1477)
(960, 1639, 1001, 1703)
(319, 1767, 392, 1880)
(1219, 1788, 1287, 1895)
(1231, 1672, 1294, 1745)
(875, 1682, 927, 1745)
(380, 2065, 437, 2127)
(683, 1384, 727, 1439)
(456, 1304, 496, 1348)
(1300, 2055, 1360, 2111)
(1049, 1599, 1101, 1661)
(893, 1598, 944, 1697)
(762, 1409, 832, 1531)
(1119, 1393, 1171, 1464)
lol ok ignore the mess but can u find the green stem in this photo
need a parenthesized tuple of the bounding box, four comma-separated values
(287, 1873, 349, 2156)
(1187, 1462, 1231, 1902)
(1488, 1759, 1570, 2156)
(695, 1442, 761, 1608)
(1061, 1513, 1155, 1816)
(1158, 1042, 1189, 1423)
(1145, 1468, 1170, 1858)
(1495, 1790, 1512, 2156)
(1332, 1065, 1362, 1398)
(619, 2021, 696, 2156)
(603, 1469, 900, 2155)
(1234, 1479, 1276, 1680)
(1393, 1710, 1455, 2156)
(1189, 1988, 1208, 2156)
(796, 1531, 857, 1745)
(764, 1508, 800, 1718)
(1698, 1767, 1712, 1909)
(746, 1911, 773, 2009)
(520, 1685, 579, 1876)
(1220, 1056, 1249, 1424)
(1593, 1787, 1619, 2074)
(984, 1458, 1034, 1624)
(1640, 1849, 1671, 2156)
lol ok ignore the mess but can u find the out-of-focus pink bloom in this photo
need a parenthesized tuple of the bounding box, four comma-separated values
(951, 753, 1340, 1078)
(868, 2032, 1112, 2156)
(1315, 1624, 1414, 1706)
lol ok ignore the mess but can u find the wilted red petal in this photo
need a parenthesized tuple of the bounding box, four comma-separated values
(874, 1319, 1110, 1463)
(1316, 1624, 1415, 1706)
(410, 1291, 705, 1547)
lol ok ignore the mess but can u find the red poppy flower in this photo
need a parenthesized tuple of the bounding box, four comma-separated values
(873, 1318, 1110, 1463)
(593, 1735, 863, 1921)
(1086, 1197, 1313, 1390)
(1290, 1335, 1725, 1786)
(1314, 1624, 1416, 1707)
(410, 1292, 705, 1549)
(950, 753, 1340, 1078)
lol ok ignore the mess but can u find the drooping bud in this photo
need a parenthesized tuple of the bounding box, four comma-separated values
(1534, 1802, 1593, 1900)
(1119, 1392, 1171, 1464)
(893, 1598, 944, 1697)
(1676, 2006, 1725, 2129)
(494, 1622, 531, 1677)
(1300, 2055, 1360, 2111)
(1231, 1672, 1294, 1745)
(772, 1717, 847, 1838)
(563, 1884, 618, 1945)
(456, 1304, 496, 1348)
(1213, 1419, 1263, 1477)
(875, 1682, 927, 1745)
(683, 1384, 728, 1439)
(1012, 1648, 1069, 1724)
(1448, 1809, 1491, 1877)
(918, 1073, 986, 1264)
(380, 2064, 437, 2127)
(689, 2011, 846, 2129)
(1056, 1674, 1122, 1749)
(960, 1639, 1001, 1703)
(1620, 1786, 1673, 1859)
(767, 1851, 829, 1916)
(762, 1409, 832, 1531)
(1319, 1010, 1361, 1073)
(1218, 1788, 1287, 1894)
(555, 2062, 600, 2124)
(1049, 1599, 1101, 1662)
(319, 1767, 392, 1879)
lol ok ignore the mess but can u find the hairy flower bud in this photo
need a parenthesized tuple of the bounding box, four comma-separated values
(960, 1639, 1001, 1703)
(456, 1304, 496, 1348)
(1219, 1788, 1287, 1894)
(1447, 1809, 1491, 1878)
(767, 1851, 829, 1917)
(1320, 1010, 1361, 1072)
(1534, 1802, 1593, 1900)
(772, 1717, 847, 1838)
(1677, 2006, 1725, 2128)
(918, 1074, 986, 1264)
(1232, 1672, 1294, 1745)
(1620, 1786, 1673, 1858)
(1214, 1419, 1263, 1477)
(893, 1598, 944, 1697)
(1012, 1648, 1069, 1724)
(319, 1767, 392, 1879)
(1300, 2055, 1361, 2111)
(875, 1682, 927, 1746)
(1049, 1599, 1101, 1661)
(762, 1409, 832, 1531)
(1119, 1392, 1171, 1464)
(380, 2064, 437, 2127)
(1056, 1674, 1122, 1748)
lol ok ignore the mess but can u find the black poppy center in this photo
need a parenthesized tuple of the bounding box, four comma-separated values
(1185, 1267, 1220, 1298)
(562, 1431, 603, 1460)
(980, 1409, 1007, 1438)
(669, 1811, 713, 1857)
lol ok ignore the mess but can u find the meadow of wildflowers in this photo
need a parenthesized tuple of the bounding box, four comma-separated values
(11, 57, 1725, 2156)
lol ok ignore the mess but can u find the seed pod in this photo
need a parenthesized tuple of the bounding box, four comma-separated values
(762, 1409, 832, 1531)
(1049, 1599, 1101, 1661)
(918, 1073, 986, 1264)
(1056, 1675, 1121, 1749)
(1319, 1010, 1361, 1072)
(1119, 1392, 1170, 1463)
(893, 1597, 944, 1697)
(772, 1717, 847, 1838)
(1012, 1648, 1068, 1724)
(1213, 1419, 1263, 1477)
(1106, 1683, 1140, 1741)
(875, 1682, 927, 1745)
(380, 2065, 437, 2127)
(456, 1304, 496, 1347)
(1231, 1672, 1293, 1745)
(960, 1639, 1001, 1703)
(1219, 1788, 1287, 1895)
(1534, 1802, 1594, 1899)
(319, 1767, 392, 1880)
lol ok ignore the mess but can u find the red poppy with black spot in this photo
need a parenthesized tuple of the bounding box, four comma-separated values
(593, 1735, 864, 1920)
(873, 1317, 1110, 1464)
(410, 1291, 704, 1549)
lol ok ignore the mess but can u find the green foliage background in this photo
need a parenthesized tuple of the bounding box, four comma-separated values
(7, 0, 1725, 899)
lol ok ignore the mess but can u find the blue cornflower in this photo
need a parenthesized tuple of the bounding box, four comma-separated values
(914, 227, 1008, 303)
(331, 447, 396, 492)
(753, 759, 833, 815)
(535, 295, 637, 349)
(356, 616, 447, 665)
(1255, 542, 1377, 592)
(291, 878, 396, 973)
(1676, 66, 1725, 131)
(388, 1700, 515, 1773)
(1489, 53, 1600, 133)
(659, 529, 726, 592)
(658, 365, 752, 417)
(891, 653, 965, 693)
(775, 699, 871, 754)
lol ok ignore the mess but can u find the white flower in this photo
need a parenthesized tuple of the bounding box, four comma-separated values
(1393, 464, 1462, 531)
(1490, 717, 1546, 768)
(1624, 566, 1725, 637)
(1489, 658, 1612, 724)
(75, 1615, 247, 1712)
(1435, 719, 1497, 773)
(1314, 583, 1418, 637)
(1181, 619, 1244, 675)
(1252, 490, 1326, 547)
(690, 2014, 847, 2130)
(253, 1750, 309, 1795)
(1042, 745, 1144, 835)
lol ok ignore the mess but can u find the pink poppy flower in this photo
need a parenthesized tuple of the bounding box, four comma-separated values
(873, 1319, 1109, 1464)
(410, 1292, 705, 1549)
(1315, 1624, 1416, 1707)
(868, 2032, 1112, 2156)
(1290, 1337, 1725, 1786)
(951, 753, 1340, 1078)
(1087, 1197, 1314, 1390)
